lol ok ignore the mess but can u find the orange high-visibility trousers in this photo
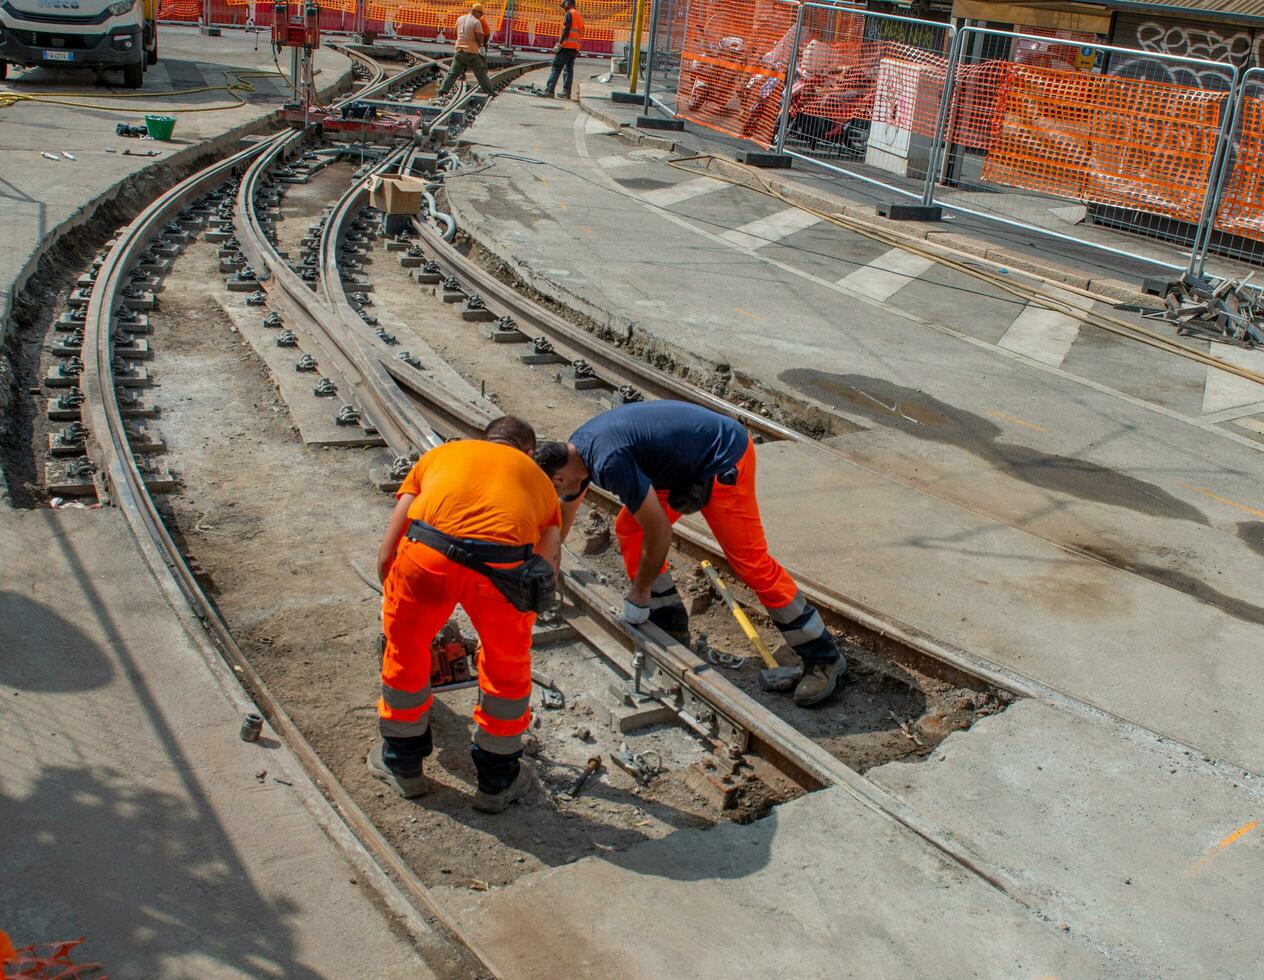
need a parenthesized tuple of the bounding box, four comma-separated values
(379, 539, 534, 756)
(612, 437, 838, 662)
(613, 437, 799, 609)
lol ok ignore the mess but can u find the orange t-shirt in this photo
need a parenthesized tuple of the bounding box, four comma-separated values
(397, 440, 561, 546)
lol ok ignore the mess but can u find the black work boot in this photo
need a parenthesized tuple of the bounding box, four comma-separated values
(367, 742, 429, 798)
(792, 654, 848, 707)
(648, 603, 690, 641)
(473, 759, 537, 813)
(647, 572, 690, 642)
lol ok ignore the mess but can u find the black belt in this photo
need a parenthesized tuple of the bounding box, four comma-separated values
(405, 521, 531, 565)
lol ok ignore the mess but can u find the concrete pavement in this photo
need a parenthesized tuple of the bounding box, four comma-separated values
(445, 84, 1264, 770)
(444, 782, 1115, 979)
(0, 508, 432, 976)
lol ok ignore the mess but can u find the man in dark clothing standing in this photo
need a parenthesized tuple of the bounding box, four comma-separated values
(543, 0, 584, 99)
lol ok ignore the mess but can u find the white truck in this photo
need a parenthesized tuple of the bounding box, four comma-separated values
(0, 0, 158, 88)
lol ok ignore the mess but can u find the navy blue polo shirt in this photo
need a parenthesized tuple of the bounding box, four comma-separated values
(570, 401, 749, 512)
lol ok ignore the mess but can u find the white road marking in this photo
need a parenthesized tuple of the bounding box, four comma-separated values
(641, 176, 725, 208)
(584, 116, 616, 136)
(719, 208, 822, 251)
(1202, 343, 1264, 415)
(998, 287, 1094, 368)
(837, 248, 937, 302)
(573, 114, 1262, 452)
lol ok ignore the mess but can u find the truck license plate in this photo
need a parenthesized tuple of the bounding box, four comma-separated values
(43, 50, 74, 62)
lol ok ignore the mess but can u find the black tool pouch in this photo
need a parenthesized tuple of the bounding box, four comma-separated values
(478, 555, 557, 614)
(407, 521, 556, 614)
(667, 479, 714, 514)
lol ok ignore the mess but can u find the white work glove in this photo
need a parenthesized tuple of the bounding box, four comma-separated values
(622, 598, 650, 625)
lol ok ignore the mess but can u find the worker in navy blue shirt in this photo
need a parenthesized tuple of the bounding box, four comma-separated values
(535, 401, 845, 706)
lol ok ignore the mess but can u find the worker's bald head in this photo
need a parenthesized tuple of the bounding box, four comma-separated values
(484, 415, 536, 454)
(471, 2, 484, 13)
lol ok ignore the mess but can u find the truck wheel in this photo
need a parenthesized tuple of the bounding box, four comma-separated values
(123, 57, 143, 89)
(0, 61, 7, 81)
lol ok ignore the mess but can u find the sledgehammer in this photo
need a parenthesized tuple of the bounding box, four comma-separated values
(699, 561, 803, 692)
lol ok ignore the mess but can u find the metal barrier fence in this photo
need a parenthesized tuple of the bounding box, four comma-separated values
(640, 0, 690, 115)
(637, 1, 1264, 277)
(1204, 66, 1264, 267)
(927, 26, 1236, 276)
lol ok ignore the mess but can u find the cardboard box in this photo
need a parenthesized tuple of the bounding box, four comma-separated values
(368, 175, 427, 215)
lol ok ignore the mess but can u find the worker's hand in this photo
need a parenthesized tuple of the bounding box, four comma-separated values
(622, 597, 650, 626)
(623, 583, 651, 625)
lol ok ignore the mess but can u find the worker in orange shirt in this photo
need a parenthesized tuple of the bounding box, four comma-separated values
(370, 416, 561, 812)
(542, 0, 585, 99)
(535, 401, 846, 707)
(438, 2, 496, 97)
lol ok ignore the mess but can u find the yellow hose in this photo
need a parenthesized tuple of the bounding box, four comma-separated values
(667, 154, 1264, 389)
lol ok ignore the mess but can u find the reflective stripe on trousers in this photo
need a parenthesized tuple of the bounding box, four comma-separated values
(380, 537, 534, 752)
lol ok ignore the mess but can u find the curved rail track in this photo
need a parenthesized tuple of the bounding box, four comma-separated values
(71, 44, 1047, 972)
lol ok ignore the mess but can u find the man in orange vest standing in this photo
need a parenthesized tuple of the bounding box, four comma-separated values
(370, 416, 561, 812)
(438, 2, 496, 97)
(543, 0, 584, 99)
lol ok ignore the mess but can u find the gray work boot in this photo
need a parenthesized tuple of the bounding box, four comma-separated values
(792, 654, 848, 707)
(367, 743, 429, 799)
(472, 759, 537, 814)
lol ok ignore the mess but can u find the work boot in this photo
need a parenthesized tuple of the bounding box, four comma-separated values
(648, 603, 690, 643)
(367, 743, 428, 799)
(792, 654, 848, 707)
(472, 759, 537, 814)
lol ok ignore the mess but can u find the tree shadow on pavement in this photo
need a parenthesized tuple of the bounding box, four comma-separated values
(0, 763, 320, 978)
(0, 513, 326, 976)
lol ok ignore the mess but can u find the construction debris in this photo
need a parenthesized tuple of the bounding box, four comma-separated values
(1148, 272, 1264, 346)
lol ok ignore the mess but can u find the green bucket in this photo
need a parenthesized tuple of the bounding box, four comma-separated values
(144, 114, 176, 141)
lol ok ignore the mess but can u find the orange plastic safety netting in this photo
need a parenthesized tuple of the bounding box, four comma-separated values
(1215, 92, 1264, 243)
(675, 0, 800, 147)
(221, 0, 357, 10)
(512, 0, 634, 47)
(982, 65, 1227, 224)
(366, 0, 504, 32)
(158, 0, 201, 20)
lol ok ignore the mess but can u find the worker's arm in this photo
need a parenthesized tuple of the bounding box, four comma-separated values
(377, 493, 416, 583)
(627, 488, 672, 605)
(559, 488, 587, 541)
(555, 10, 571, 50)
(476, 16, 488, 47)
(535, 525, 562, 578)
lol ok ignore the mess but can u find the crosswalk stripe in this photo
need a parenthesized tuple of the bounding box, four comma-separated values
(837, 247, 937, 301)
(719, 208, 822, 251)
(997, 287, 1094, 368)
(641, 177, 725, 208)
(1203, 343, 1264, 415)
